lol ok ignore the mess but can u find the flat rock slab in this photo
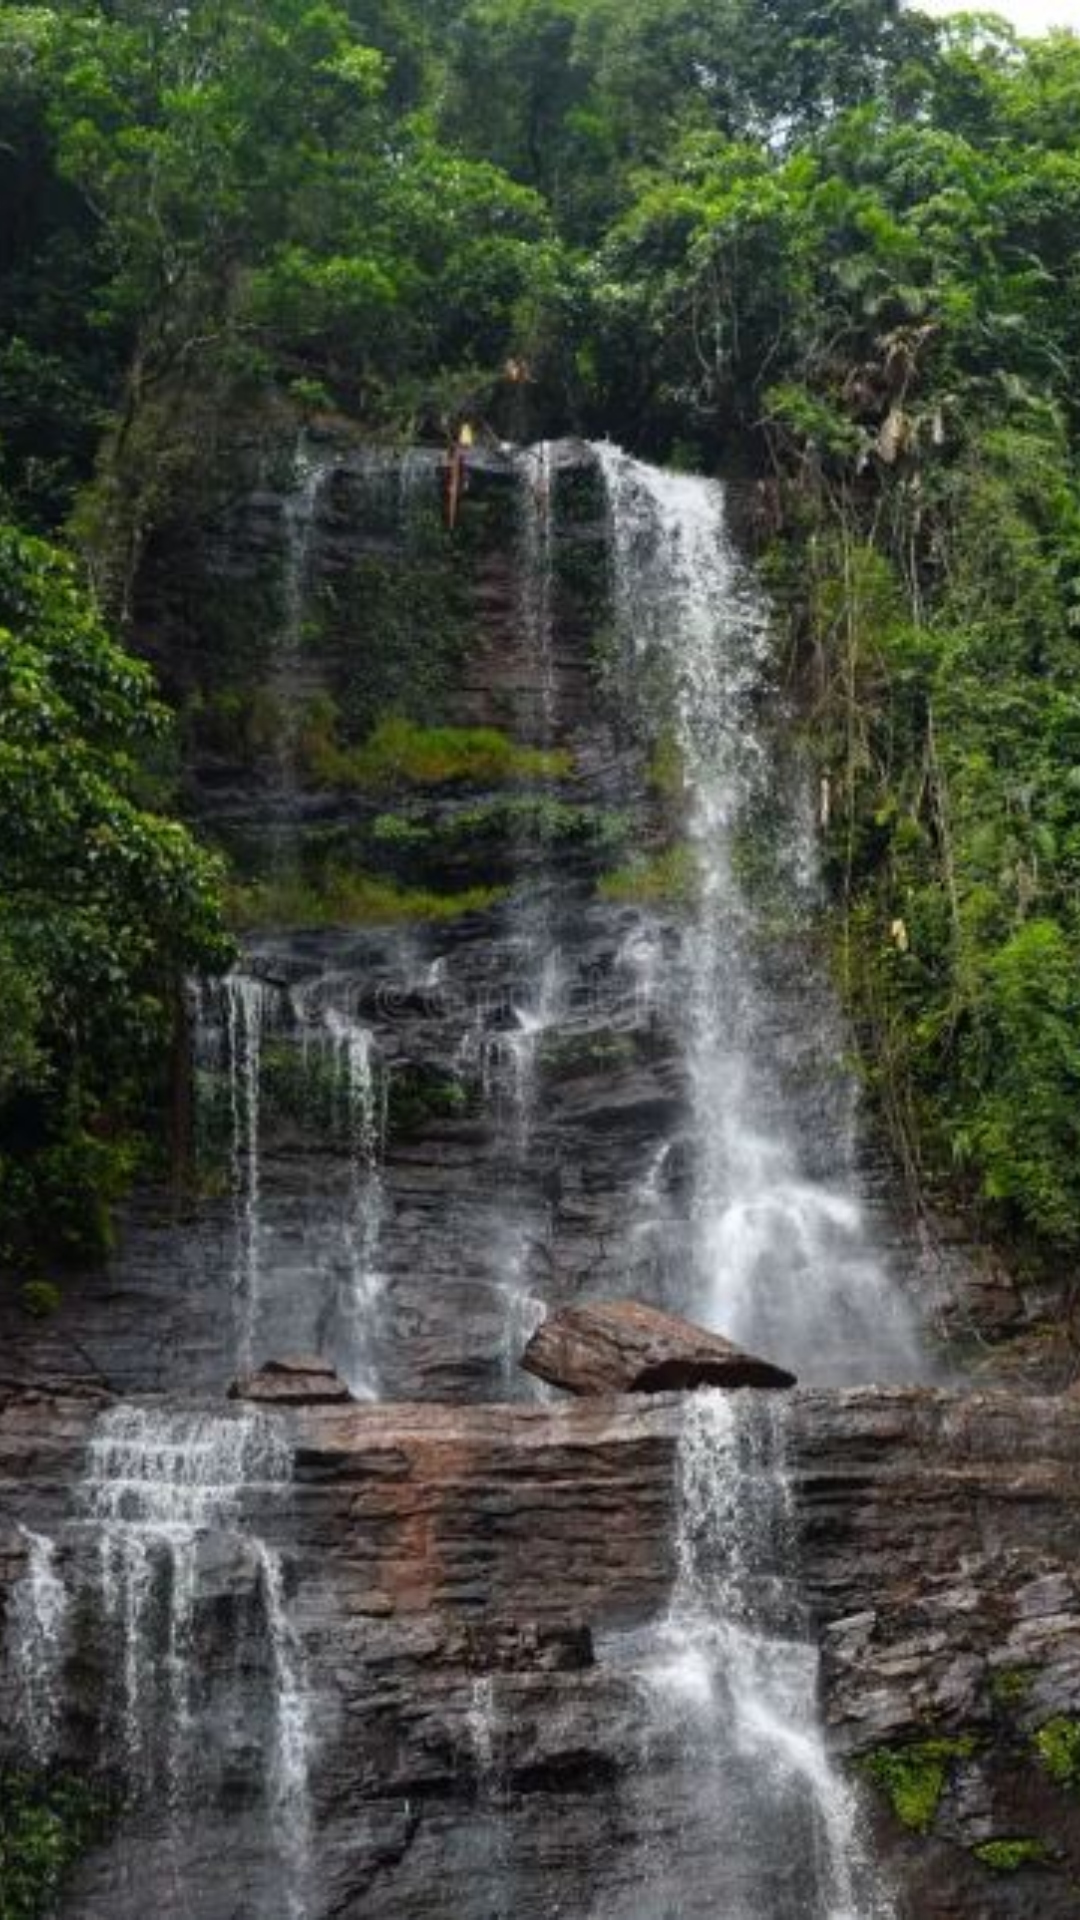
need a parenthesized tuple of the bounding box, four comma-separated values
(228, 1355, 353, 1406)
(521, 1300, 796, 1397)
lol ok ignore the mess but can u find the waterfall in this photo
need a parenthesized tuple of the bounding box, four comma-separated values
(595, 445, 921, 1386)
(273, 439, 333, 820)
(194, 963, 389, 1395)
(520, 440, 557, 738)
(631, 1392, 891, 1920)
(467, 1675, 500, 1790)
(254, 1540, 315, 1920)
(484, 447, 566, 1389)
(305, 988, 387, 1399)
(81, 1404, 314, 1909)
(221, 973, 272, 1373)
(7, 1528, 70, 1763)
(584, 447, 916, 1917)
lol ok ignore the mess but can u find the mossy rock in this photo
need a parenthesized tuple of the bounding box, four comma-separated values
(1034, 1717, 1080, 1790)
(301, 713, 571, 793)
(974, 1838, 1051, 1873)
(597, 844, 696, 909)
(385, 1066, 478, 1143)
(989, 1667, 1035, 1710)
(862, 1737, 977, 1835)
(228, 864, 508, 931)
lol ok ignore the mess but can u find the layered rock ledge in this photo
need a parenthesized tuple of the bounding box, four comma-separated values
(4, 1384, 1080, 1915)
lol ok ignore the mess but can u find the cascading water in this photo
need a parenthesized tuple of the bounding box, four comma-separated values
(484, 447, 566, 1387)
(7, 1528, 70, 1763)
(254, 1539, 315, 1913)
(193, 964, 389, 1397)
(273, 440, 334, 826)
(219, 973, 273, 1372)
(584, 447, 920, 1919)
(630, 1391, 891, 1920)
(82, 1404, 314, 1914)
(295, 977, 388, 1398)
(519, 441, 558, 739)
(596, 445, 922, 1386)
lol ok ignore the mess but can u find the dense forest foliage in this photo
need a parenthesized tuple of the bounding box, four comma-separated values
(3, 0, 1080, 1281)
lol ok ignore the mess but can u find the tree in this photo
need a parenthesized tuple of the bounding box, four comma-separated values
(0, 521, 232, 1264)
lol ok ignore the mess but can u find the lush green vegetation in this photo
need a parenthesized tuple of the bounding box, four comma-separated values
(0, 524, 230, 1267)
(6, 0, 1080, 1273)
(0, 1772, 114, 1919)
(372, 797, 629, 851)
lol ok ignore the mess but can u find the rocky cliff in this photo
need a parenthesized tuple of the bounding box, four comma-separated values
(1, 430, 1076, 1920)
(5, 1380, 1080, 1915)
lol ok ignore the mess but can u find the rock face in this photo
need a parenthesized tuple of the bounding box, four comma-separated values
(4, 1383, 1080, 1916)
(0, 434, 1003, 1408)
(229, 1355, 353, 1405)
(522, 1300, 797, 1395)
(1, 426, 1074, 1920)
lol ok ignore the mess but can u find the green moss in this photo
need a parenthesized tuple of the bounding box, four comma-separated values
(302, 713, 571, 791)
(989, 1667, 1034, 1709)
(371, 811, 434, 848)
(862, 1738, 977, 1834)
(974, 1839, 1050, 1873)
(228, 866, 507, 930)
(1034, 1717, 1080, 1789)
(539, 1030, 638, 1077)
(597, 844, 696, 908)
(373, 798, 628, 851)
(385, 1066, 477, 1142)
(448, 797, 625, 846)
(18, 1279, 61, 1320)
(646, 729, 686, 801)
(0, 1771, 114, 1920)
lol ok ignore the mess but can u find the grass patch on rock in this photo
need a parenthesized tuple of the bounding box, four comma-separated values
(1034, 1717, 1080, 1789)
(597, 844, 696, 908)
(303, 712, 571, 790)
(228, 866, 507, 930)
(974, 1838, 1050, 1873)
(862, 1737, 977, 1835)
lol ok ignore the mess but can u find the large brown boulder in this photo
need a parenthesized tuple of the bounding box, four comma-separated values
(521, 1301, 796, 1397)
(228, 1355, 354, 1407)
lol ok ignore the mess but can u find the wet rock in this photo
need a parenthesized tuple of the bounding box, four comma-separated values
(521, 1300, 797, 1396)
(228, 1355, 353, 1406)
(6, 1386, 1080, 1915)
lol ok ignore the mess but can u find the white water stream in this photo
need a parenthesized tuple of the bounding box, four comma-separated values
(484, 446, 567, 1387)
(84, 1405, 314, 1912)
(641, 1392, 892, 1918)
(6, 1528, 70, 1764)
(594, 446, 921, 1916)
(597, 445, 921, 1386)
(220, 973, 273, 1373)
